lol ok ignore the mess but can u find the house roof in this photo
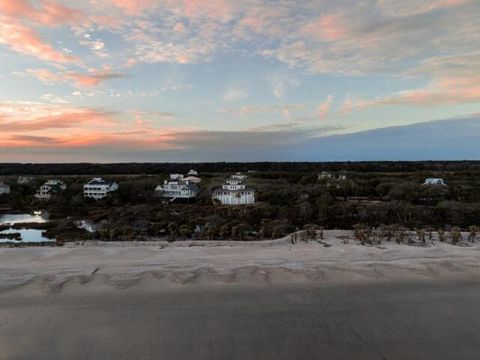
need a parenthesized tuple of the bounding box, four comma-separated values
(49, 184, 64, 192)
(86, 178, 115, 186)
(183, 176, 201, 182)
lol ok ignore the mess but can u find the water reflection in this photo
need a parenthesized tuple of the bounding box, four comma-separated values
(0, 212, 53, 243)
(0, 228, 54, 243)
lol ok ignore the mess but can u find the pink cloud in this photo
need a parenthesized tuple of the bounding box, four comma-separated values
(36, 0, 83, 26)
(301, 15, 349, 42)
(0, 101, 191, 153)
(183, 0, 236, 21)
(316, 95, 334, 119)
(26, 68, 125, 87)
(0, 0, 33, 16)
(173, 22, 187, 33)
(110, 0, 154, 15)
(341, 75, 480, 113)
(26, 68, 63, 84)
(0, 102, 118, 136)
(0, 0, 82, 26)
(0, 16, 76, 63)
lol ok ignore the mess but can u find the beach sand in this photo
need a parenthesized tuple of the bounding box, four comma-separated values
(1, 231, 480, 359)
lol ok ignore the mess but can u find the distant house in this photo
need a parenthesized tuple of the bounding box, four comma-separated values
(17, 176, 35, 184)
(83, 178, 119, 200)
(155, 179, 199, 200)
(318, 171, 333, 180)
(35, 179, 67, 200)
(230, 172, 247, 181)
(423, 178, 447, 186)
(0, 182, 10, 195)
(183, 176, 202, 184)
(212, 177, 255, 205)
(187, 169, 198, 176)
(318, 172, 347, 181)
(170, 174, 184, 180)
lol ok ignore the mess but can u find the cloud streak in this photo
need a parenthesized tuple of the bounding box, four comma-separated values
(25, 68, 126, 87)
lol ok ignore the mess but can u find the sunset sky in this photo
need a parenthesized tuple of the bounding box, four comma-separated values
(0, 0, 479, 162)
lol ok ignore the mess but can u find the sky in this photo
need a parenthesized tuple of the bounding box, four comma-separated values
(0, 0, 479, 162)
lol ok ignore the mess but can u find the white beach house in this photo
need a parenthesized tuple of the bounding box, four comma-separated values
(423, 178, 447, 186)
(155, 179, 199, 200)
(0, 182, 10, 195)
(35, 179, 67, 200)
(83, 178, 119, 200)
(212, 178, 255, 205)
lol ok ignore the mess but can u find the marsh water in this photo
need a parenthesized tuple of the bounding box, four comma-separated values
(0, 212, 54, 243)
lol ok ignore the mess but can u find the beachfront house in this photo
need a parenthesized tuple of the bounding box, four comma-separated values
(35, 179, 67, 200)
(423, 178, 447, 186)
(0, 182, 10, 195)
(83, 178, 119, 200)
(318, 171, 333, 180)
(212, 177, 255, 205)
(155, 179, 199, 200)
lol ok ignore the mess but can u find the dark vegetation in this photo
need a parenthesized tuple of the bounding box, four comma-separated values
(1, 161, 480, 242)
(2, 161, 480, 175)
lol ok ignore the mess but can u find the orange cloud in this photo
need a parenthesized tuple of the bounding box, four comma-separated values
(301, 15, 349, 42)
(0, 16, 76, 63)
(341, 75, 480, 113)
(0, 0, 83, 26)
(0, 101, 191, 154)
(38, 0, 83, 25)
(110, 0, 154, 15)
(0, 103, 118, 132)
(26, 68, 125, 87)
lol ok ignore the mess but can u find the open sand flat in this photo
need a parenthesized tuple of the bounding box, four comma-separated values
(1, 231, 480, 359)
(1, 231, 480, 292)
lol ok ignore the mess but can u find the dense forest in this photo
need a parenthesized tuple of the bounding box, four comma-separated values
(1, 161, 480, 175)
(1, 161, 480, 242)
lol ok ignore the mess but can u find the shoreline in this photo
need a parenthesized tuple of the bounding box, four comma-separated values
(2, 280, 480, 360)
(1, 231, 479, 295)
